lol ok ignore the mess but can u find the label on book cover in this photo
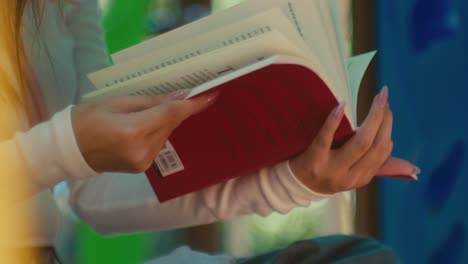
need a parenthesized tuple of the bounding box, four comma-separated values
(154, 141, 184, 177)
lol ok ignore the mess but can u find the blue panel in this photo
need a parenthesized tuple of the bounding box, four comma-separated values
(377, 0, 468, 263)
(410, 0, 460, 52)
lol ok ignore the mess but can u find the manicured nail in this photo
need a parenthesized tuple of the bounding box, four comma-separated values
(205, 91, 220, 104)
(192, 92, 220, 115)
(410, 165, 421, 180)
(333, 101, 346, 118)
(167, 89, 191, 101)
(378, 86, 389, 107)
(205, 92, 220, 106)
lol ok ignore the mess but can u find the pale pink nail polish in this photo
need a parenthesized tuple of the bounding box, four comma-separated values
(410, 165, 421, 180)
(167, 90, 191, 101)
(333, 101, 346, 118)
(206, 92, 220, 103)
(378, 86, 389, 107)
(192, 92, 220, 115)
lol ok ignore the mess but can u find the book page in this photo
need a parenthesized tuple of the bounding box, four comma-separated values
(112, 0, 333, 72)
(281, 0, 347, 101)
(347, 51, 377, 121)
(105, 0, 354, 120)
(270, 0, 353, 124)
(111, 0, 277, 63)
(89, 8, 311, 89)
(111, 2, 309, 63)
(328, 0, 352, 94)
(82, 30, 308, 102)
(313, 0, 353, 122)
(109, 0, 345, 106)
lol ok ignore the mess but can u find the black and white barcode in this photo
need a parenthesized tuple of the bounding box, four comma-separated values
(160, 142, 169, 150)
(159, 151, 179, 171)
(155, 142, 184, 177)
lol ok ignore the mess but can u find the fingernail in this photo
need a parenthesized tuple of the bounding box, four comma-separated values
(410, 165, 421, 180)
(193, 92, 220, 115)
(333, 101, 346, 118)
(378, 86, 389, 107)
(205, 91, 220, 104)
(167, 89, 191, 101)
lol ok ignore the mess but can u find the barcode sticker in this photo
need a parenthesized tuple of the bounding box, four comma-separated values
(154, 141, 184, 177)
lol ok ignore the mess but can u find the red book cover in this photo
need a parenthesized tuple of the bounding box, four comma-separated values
(145, 63, 354, 202)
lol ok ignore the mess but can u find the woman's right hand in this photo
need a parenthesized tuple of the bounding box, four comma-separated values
(71, 91, 217, 173)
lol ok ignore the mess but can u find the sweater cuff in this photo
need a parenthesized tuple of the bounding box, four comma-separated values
(16, 106, 99, 189)
(56, 105, 100, 179)
(276, 160, 333, 202)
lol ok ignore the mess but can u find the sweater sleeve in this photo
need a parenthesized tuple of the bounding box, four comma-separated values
(68, 160, 332, 235)
(65, 0, 110, 97)
(0, 106, 99, 198)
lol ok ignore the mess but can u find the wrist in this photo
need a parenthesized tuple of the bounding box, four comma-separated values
(286, 159, 335, 198)
(68, 105, 101, 177)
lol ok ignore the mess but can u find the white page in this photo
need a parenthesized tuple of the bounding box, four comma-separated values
(89, 8, 312, 89)
(112, 0, 335, 77)
(271, 0, 345, 101)
(314, 0, 354, 123)
(347, 51, 376, 121)
(279, 0, 337, 85)
(187, 55, 346, 106)
(313, 0, 347, 89)
(83, 30, 314, 102)
(279, 0, 349, 108)
(328, 0, 351, 88)
(108, 0, 355, 121)
(111, 0, 282, 63)
(110, 0, 347, 104)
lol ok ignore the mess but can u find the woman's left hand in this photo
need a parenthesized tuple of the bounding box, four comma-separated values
(289, 87, 418, 194)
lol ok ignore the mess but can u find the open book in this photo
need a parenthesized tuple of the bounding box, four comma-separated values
(83, 0, 404, 202)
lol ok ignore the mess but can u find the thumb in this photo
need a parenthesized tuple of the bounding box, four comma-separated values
(108, 90, 192, 113)
(108, 95, 166, 113)
(134, 92, 220, 134)
(376, 157, 421, 180)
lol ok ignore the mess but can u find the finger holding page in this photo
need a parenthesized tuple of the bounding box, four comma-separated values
(348, 107, 394, 186)
(106, 95, 167, 113)
(289, 103, 348, 194)
(71, 91, 217, 173)
(335, 86, 388, 167)
(142, 92, 220, 173)
(306, 102, 346, 161)
(290, 87, 392, 194)
(138, 92, 220, 135)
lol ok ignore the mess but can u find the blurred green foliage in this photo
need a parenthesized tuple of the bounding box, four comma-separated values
(76, 223, 153, 264)
(246, 207, 322, 255)
(100, 0, 149, 54)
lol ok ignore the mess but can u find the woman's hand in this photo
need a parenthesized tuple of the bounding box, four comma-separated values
(72, 91, 217, 173)
(290, 87, 419, 194)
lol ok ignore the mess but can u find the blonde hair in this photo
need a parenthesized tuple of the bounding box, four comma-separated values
(0, 1, 41, 262)
(0, 1, 25, 110)
(0, 0, 47, 136)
